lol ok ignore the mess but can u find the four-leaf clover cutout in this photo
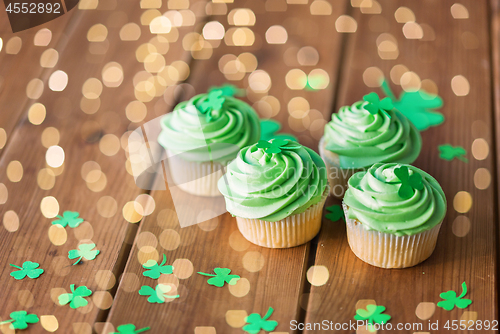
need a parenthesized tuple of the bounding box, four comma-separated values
(354, 304, 391, 326)
(256, 139, 289, 154)
(68, 243, 100, 265)
(10, 261, 44, 280)
(0, 311, 39, 330)
(437, 282, 472, 311)
(438, 144, 468, 163)
(58, 284, 93, 309)
(52, 211, 84, 228)
(200, 89, 226, 122)
(362, 92, 393, 118)
(393, 165, 424, 199)
(325, 205, 344, 222)
(138, 284, 179, 303)
(197, 268, 240, 287)
(243, 307, 278, 334)
(112, 324, 150, 334)
(142, 254, 173, 279)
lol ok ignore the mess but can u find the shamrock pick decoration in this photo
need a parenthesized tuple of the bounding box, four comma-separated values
(354, 304, 391, 326)
(260, 119, 298, 142)
(393, 165, 424, 199)
(256, 139, 289, 154)
(437, 282, 472, 311)
(325, 205, 344, 221)
(58, 284, 92, 309)
(200, 89, 226, 122)
(438, 144, 468, 163)
(138, 284, 179, 303)
(208, 84, 244, 97)
(10, 261, 44, 280)
(142, 254, 173, 279)
(52, 211, 84, 228)
(0, 311, 39, 330)
(242, 307, 278, 334)
(362, 92, 393, 118)
(68, 243, 100, 265)
(112, 324, 150, 334)
(197, 268, 240, 287)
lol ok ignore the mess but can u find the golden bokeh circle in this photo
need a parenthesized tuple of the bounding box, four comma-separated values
(228, 277, 250, 297)
(453, 191, 472, 213)
(159, 229, 181, 250)
(452, 216, 471, 237)
(242, 251, 265, 272)
(306, 265, 329, 286)
(172, 258, 194, 279)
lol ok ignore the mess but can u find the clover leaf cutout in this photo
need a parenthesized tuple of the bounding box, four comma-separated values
(58, 284, 92, 309)
(208, 84, 244, 97)
(260, 119, 298, 142)
(256, 139, 289, 154)
(438, 144, 468, 163)
(10, 261, 44, 280)
(199, 89, 226, 122)
(393, 165, 424, 199)
(437, 282, 472, 311)
(138, 284, 179, 303)
(197, 268, 240, 287)
(112, 324, 151, 334)
(52, 211, 84, 228)
(142, 254, 173, 279)
(325, 205, 344, 222)
(354, 304, 391, 326)
(0, 311, 39, 330)
(68, 243, 100, 265)
(242, 307, 278, 334)
(362, 92, 393, 118)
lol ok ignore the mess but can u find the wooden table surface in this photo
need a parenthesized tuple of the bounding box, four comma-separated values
(0, 0, 498, 333)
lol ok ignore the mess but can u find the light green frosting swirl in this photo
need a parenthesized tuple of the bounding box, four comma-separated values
(324, 101, 422, 169)
(218, 140, 328, 222)
(344, 163, 447, 236)
(158, 94, 260, 163)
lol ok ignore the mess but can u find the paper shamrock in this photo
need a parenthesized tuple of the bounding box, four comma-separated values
(325, 205, 344, 221)
(354, 304, 391, 326)
(197, 268, 240, 287)
(256, 139, 289, 154)
(362, 92, 393, 118)
(138, 284, 179, 303)
(112, 324, 150, 334)
(0, 311, 39, 330)
(52, 211, 84, 228)
(200, 89, 226, 122)
(438, 144, 468, 163)
(68, 243, 100, 265)
(208, 84, 244, 97)
(260, 119, 298, 142)
(10, 261, 44, 280)
(394, 165, 424, 199)
(58, 284, 93, 309)
(142, 254, 173, 279)
(437, 282, 472, 311)
(381, 79, 444, 131)
(242, 307, 278, 334)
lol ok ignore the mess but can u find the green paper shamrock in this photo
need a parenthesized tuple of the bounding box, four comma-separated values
(142, 254, 173, 279)
(354, 304, 391, 326)
(325, 205, 344, 221)
(437, 282, 472, 311)
(9, 261, 44, 280)
(362, 92, 393, 118)
(438, 144, 468, 163)
(138, 284, 179, 303)
(200, 89, 226, 122)
(260, 119, 298, 142)
(0, 311, 39, 330)
(112, 324, 151, 334)
(68, 243, 100, 265)
(394, 165, 424, 199)
(58, 284, 92, 309)
(197, 268, 240, 287)
(381, 79, 444, 131)
(243, 307, 278, 334)
(208, 84, 244, 97)
(256, 139, 289, 154)
(52, 211, 84, 228)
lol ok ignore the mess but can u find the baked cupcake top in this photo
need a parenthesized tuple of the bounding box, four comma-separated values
(323, 93, 422, 169)
(158, 89, 260, 163)
(343, 163, 446, 236)
(218, 139, 328, 222)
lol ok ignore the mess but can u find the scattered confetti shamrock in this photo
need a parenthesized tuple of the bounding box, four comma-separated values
(362, 92, 393, 118)
(208, 84, 244, 97)
(68, 243, 100, 265)
(138, 284, 179, 303)
(58, 284, 93, 309)
(381, 79, 444, 131)
(256, 139, 289, 154)
(197, 268, 240, 287)
(394, 165, 424, 199)
(9, 261, 44, 280)
(0, 311, 39, 330)
(437, 282, 472, 311)
(354, 304, 391, 326)
(260, 119, 298, 142)
(438, 144, 468, 163)
(200, 89, 226, 122)
(51, 211, 84, 228)
(142, 254, 173, 279)
(325, 205, 344, 221)
(112, 324, 151, 334)
(242, 307, 278, 334)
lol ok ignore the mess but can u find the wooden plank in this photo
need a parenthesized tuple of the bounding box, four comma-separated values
(106, 1, 348, 333)
(305, 0, 497, 332)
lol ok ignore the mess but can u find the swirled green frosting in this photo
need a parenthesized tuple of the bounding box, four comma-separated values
(218, 139, 328, 222)
(324, 101, 422, 169)
(158, 93, 260, 163)
(344, 163, 447, 236)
